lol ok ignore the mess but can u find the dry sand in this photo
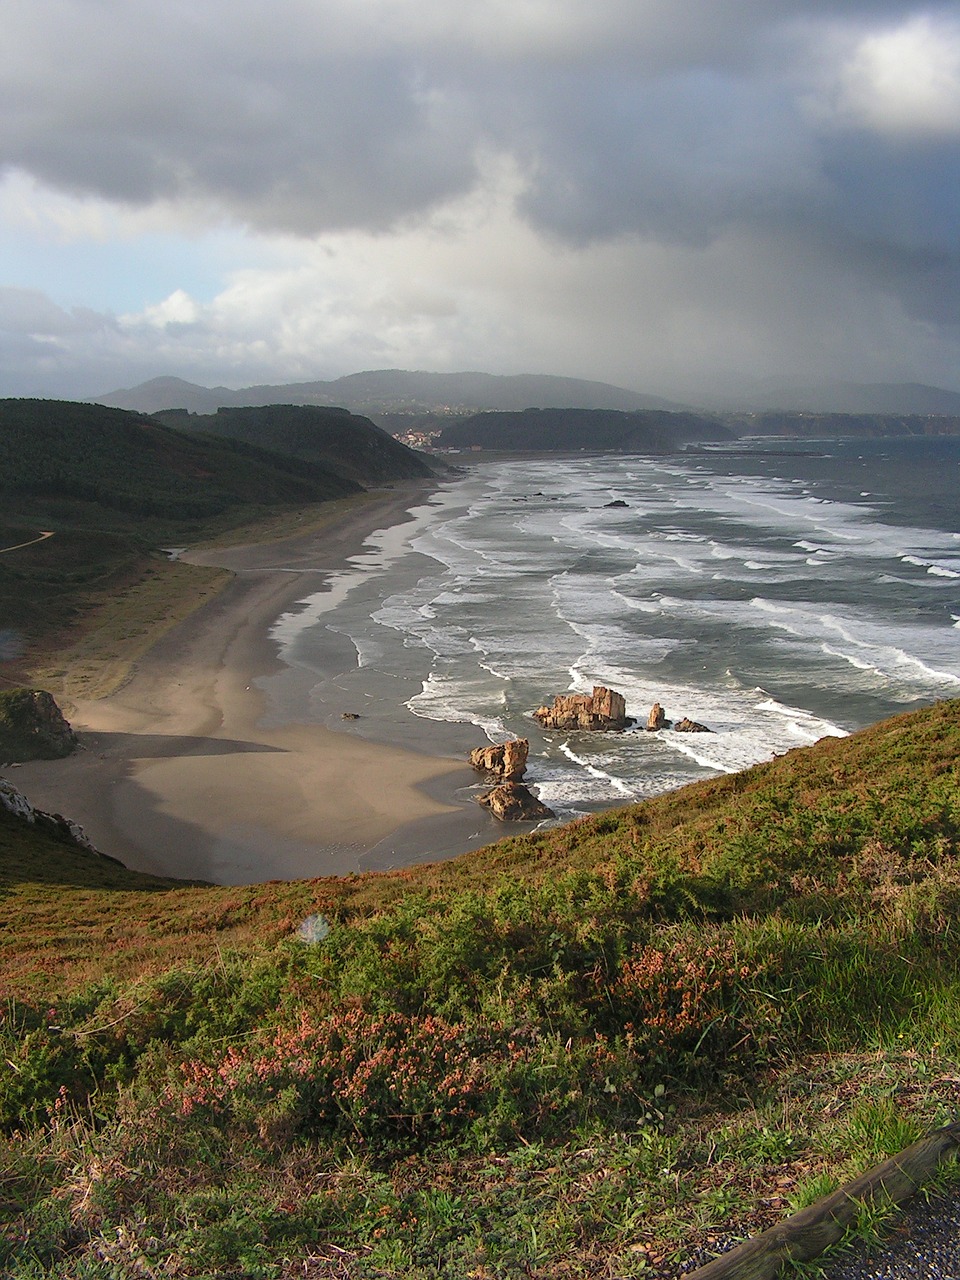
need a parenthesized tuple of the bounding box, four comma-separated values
(11, 483, 495, 884)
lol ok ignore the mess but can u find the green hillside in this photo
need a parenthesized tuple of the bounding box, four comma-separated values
(154, 403, 436, 486)
(2, 699, 958, 1277)
(0, 399, 376, 691)
(0, 398, 360, 524)
(436, 406, 731, 452)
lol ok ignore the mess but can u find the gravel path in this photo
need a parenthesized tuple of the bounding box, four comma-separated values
(816, 1187, 960, 1279)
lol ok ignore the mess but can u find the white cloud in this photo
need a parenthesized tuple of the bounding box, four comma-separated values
(136, 290, 203, 330)
(829, 13, 960, 136)
(0, 286, 110, 336)
(92, 167, 955, 397)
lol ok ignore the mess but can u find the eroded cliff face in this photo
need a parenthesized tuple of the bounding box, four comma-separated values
(533, 686, 627, 732)
(0, 777, 100, 854)
(0, 688, 78, 762)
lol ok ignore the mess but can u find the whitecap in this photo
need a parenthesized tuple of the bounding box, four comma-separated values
(557, 742, 636, 797)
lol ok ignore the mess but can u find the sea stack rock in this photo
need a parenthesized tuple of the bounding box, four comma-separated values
(0, 688, 78, 761)
(675, 717, 711, 733)
(469, 738, 529, 781)
(477, 782, 555, 821)
(646, 702, 668, 731)
(533, 686, 627, 731)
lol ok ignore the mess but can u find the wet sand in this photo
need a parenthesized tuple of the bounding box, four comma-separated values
(11, 483, 504, 883)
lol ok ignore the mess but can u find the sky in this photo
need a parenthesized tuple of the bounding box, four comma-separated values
(1, 0, 959, 403)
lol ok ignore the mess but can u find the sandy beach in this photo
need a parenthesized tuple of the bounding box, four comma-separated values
(11, 481, 501, 884)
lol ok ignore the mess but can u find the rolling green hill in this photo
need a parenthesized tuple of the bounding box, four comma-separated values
(154, 404, 436, 486)
(0, 398, 425, 689)
(0, 398, 361, 525)
(1, 698, 958, 1276)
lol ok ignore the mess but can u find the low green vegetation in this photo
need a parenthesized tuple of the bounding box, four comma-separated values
(0, 399, 362, 525)
(1, 699, 958, 1277)
(155, 404, 436, 486)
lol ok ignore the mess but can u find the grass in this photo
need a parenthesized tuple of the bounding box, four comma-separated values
(25, 557, 231, 702)
(0, 699, 958, 1275)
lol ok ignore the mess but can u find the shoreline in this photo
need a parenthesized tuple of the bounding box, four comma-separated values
(10, 480, 507, 884)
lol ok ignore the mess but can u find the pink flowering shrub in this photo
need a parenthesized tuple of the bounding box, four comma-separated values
(603, 938, 755, 1059)
(167, 1007, 489, 1143)
(162, 1000, 654, 1148)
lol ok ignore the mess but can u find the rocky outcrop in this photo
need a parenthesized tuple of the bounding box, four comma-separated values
(469, 738, 529, 781)
(534, 686, 628, 731)
(0, 688, 78, 762)
(646, 701, 711, 732)
(477, 782, 555, 821)
(0, 777, 106, 855)
(646, 702, 669, 731)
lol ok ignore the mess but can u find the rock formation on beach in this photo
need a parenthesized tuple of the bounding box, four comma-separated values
(477, 782, 555, 821)
(645, 702, 711, 733)
(646, 702, 668, 731)
(469, 738, 529, 781)
(0, 688, 78, 762)
(533, 687, 628, 731)
(675, 716, 711, 733)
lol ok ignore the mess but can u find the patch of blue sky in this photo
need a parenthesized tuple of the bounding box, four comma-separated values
(0, 222, 250, 316)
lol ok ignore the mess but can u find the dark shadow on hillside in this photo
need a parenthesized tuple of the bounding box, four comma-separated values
(81, 730, 286, 759)
(0, 812, 211, 894)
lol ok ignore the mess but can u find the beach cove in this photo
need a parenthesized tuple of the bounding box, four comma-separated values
(12, 480, 502, 885)
(12, 438, 960, 885)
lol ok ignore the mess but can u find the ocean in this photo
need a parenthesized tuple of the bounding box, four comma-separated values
(263, 436, 960, 830)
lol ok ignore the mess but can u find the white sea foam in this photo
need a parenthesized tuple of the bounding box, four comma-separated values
(753, 695, 847, 740)
(406, 670, 506, 740)
(279, 447, 960, 816)
(558, 743, 636, 797)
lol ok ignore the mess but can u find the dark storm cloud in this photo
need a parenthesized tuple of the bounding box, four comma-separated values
(2, 1, 959, 394)
(498, 66, 822, 245)
(3, 2, 955, 241)
(2, 2, 477, 232)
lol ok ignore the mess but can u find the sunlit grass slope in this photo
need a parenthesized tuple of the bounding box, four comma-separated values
(1, 699, 958, 1277)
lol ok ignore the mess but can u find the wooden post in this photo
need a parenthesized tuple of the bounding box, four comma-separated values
(686, 1120, 960, 1280)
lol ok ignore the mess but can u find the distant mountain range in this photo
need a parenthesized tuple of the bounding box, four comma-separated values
(94, 371, 688, 416)
(94, 370, 960, 417)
